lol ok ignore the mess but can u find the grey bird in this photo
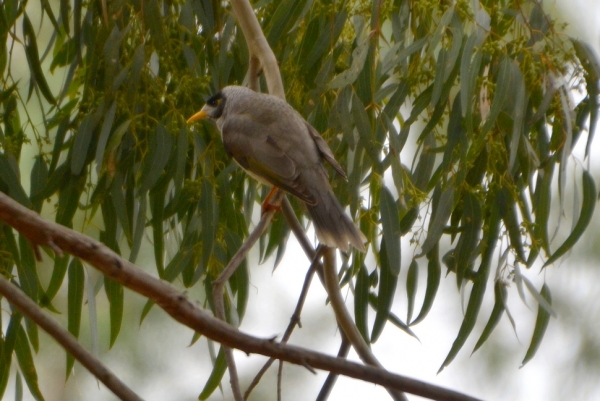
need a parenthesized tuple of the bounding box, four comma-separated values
(187, 86, 366, 252)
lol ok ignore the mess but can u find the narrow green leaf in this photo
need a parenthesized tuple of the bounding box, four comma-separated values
(543, 170, 596, 267)
(198, 347, 227, 400)
(480, 57, 511, 137)
(22, 14, 55, 105)
(472, 280, 506, 353)
(455, 192, 482, 285)
(95, 101, 117, 172)
(439, 193, 501, 371)
(371, 238, 398, 343)
(129, 197, 146, 264)
(354, 261, 370, 345)
(521, 284, 552, 367)
(329, 29, 369, 88)
(66, 258, 84, 378)
(0, 312, 22, 397)
(351, 93, 380, 164)
(367, 292, 417, 339)
(29, 156, 48, 212)
(418, 183, 455, 257)
(508, 64, 526, 171)
(460, 30, 485, 117)
(17, 235, 39, 303)
(71, 114, 94, 175)
(104, 277, 123, 348)
(571, 39, 600, 157)
(150, 188, 165, 277)
(139, 124, 173, 193)
(499, 188, 527, 263)
(379, 185, 401, 275)
(410, 244, 441, 325)
(406, 259, 418, 324)
(200, 179, 217, 281)
(0, 153, 31, 207)
(14, 325, 44, 401)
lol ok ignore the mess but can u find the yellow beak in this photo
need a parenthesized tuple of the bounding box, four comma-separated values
(187, 110, 209, 123)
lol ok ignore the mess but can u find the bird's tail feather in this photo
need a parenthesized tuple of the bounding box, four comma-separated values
(306, 191, 366, 252)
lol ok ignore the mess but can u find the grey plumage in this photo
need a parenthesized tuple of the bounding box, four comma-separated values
(190, 86, 366, 252)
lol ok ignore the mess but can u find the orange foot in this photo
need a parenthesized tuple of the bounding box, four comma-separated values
(261, 187, 282, 215)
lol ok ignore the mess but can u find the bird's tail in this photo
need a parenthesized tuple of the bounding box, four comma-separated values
(306, 189, 367, 252)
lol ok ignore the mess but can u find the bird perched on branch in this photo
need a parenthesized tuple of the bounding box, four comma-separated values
(187, 86, 366, 252)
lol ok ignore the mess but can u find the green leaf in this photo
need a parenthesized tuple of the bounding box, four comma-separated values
(0, 312, 22, 398)
(354, 261, 370, 345)
(198, 346, 227, 400)
(104, 277, 123, 348)
(454, 192, 482, 285)
(405, 259, 418, 324)
(0, 153, 31, 207)
(418, 183, 454, 257)
(70, 114, 94, 176)
(543, 170, 596, 267)
(521, 284, 552, 367)
(66, 258, 84, 378)
(17, 235, 39, 303)
(371, 238, 398, 343)
(379, 185, 401, 275)
(410, 245, 441, 325)
(14, 325, 44, 401)
(22, 14, 55, 105)
(329, 24, 369, 88)
(472, 280, 506, 353)
(139, 124, 173, 194)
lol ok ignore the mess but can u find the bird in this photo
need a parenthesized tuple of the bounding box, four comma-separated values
(187, 85, 366, 252)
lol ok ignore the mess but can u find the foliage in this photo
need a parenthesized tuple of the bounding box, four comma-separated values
(0, 0, 598, 398)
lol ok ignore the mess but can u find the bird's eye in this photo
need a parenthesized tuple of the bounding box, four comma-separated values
(207, 97, 221, 107)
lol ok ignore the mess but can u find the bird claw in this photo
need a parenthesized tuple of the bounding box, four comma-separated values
(261, 187, 282, 215)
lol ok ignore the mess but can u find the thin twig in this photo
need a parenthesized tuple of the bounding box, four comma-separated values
(0, 193, 482, 401)
(322, 248, 408, 401)
(245, 246, 323, 399)
(0, 276, 143, 401)
(282, 197, 407, 400)
(316, 332, 351, 401)
(212, 190, 285, 401)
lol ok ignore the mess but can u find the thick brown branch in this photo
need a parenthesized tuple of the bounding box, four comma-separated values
(0, 276, 143, 401)
(0, 192, 481, 401)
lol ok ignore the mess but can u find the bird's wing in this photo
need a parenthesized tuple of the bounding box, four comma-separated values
(222, 114, 317, 205)
(304, 122, 347, 179)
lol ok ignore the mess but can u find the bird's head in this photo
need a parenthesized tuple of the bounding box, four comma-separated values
(187, 91, 226, 123)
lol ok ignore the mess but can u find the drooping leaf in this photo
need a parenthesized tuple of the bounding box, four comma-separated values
(521, 284, 552, 367)
(198, 346, 227, 400)
(66, 258, 85, 378)
(543, 170, 596, 267)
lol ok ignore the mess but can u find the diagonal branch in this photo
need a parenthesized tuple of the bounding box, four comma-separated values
(0, 276, 143, 401)
(212, 191, 284, 401)
(0, 192, 481, 401)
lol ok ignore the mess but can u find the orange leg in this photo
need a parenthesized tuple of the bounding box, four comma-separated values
(261, 187, 282, 215)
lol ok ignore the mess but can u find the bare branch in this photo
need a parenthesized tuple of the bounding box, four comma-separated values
(212, 190, 285, 401)
(316, 333, 351, 401)
(0, 276, 143, 401)
(0, 193, 481, 401)
(230, 0, 284, 98)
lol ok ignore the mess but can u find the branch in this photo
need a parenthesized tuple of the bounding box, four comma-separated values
(322, 248, 407, 401)
(282, 197, 407, 400)
(0, 276, 143, 401)
(212, 190, 284, 401)
(0, 193, 481, 401)
(230, 0, 284, 99)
